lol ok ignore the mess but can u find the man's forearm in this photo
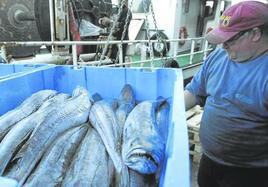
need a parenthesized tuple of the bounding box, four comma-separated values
(184, 90, 197, 111)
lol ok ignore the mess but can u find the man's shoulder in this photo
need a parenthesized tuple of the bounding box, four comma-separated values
(203, 47, 228, 69)
(207, 48, 227, 59)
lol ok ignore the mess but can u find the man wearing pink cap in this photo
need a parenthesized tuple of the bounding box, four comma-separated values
(184, 1, 268, 187)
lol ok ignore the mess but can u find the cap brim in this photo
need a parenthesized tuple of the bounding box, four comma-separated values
(205, 27, 239, 44)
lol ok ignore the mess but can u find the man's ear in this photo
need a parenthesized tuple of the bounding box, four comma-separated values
(251, 27, 262, 42)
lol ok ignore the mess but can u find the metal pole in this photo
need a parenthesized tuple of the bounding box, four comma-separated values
(72, 44, 78, 67)
(189, 40, 195, 65)
(49, 0, 55, 51)
(118, 44, 123, 66)
(0, 38, 206, 47)
(203, 40, 209, 60)
(1, 46, 7, 63)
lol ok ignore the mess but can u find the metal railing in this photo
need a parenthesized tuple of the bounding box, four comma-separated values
(0, 37, 213, 67)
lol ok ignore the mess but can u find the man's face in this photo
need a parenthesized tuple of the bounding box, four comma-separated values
(223, 29, 256, 63)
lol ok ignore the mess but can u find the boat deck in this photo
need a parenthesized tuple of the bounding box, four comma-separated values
(186, 106, 203, 187)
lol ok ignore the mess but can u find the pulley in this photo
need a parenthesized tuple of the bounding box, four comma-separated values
(0, 0, 42, 57)
(150, 31, 170, 57)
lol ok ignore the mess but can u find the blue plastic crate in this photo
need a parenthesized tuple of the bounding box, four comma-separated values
(0, 64, 51, 80)
(0, 66, 190, 187)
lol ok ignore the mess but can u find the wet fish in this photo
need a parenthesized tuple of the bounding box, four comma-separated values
(91, 93, 119, 111)
(0, 93, 69, 175)
(129, 169, 156, 187)
(156, 101, 170, 143)
(62, 127, 113, 187)
(0, 90, 57, 142)
(38, 93, 70, 111)
(25, 125, 88, 187)
(89, 99, 122, 173)
(7, 87, 91, 184)
(122, 99, 166, 174)
(116, 84, 136, 128)
(155, 100, 170, 181)
(91, 91, 131, 187)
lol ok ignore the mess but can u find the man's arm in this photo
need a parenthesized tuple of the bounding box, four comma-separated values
(184, 90, 197, 111)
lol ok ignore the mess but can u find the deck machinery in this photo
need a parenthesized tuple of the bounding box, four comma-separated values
(0, 0, 113, 58)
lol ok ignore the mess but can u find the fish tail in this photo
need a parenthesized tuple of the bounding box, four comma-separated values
(117, 165, 129, 187)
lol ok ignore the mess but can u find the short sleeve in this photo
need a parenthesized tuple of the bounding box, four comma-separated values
(184, 49, 220, 106)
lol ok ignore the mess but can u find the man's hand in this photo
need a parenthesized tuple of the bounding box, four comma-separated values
(98, 17, 112, 27)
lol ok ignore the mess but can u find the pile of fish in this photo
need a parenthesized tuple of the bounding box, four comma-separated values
(0, 84, 170, 187)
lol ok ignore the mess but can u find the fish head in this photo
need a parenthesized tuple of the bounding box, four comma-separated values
(123, 135, 165, 174)
(122, 101, 165, 174)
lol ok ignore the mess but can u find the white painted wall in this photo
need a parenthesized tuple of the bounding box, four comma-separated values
(148, 0, 177, 39)
(128, 0, 229, 55)
(179, 1, 200, 39)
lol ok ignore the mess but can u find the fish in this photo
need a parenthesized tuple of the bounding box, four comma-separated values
(0, 90, 57, 142)
(25, 125, 88, 187)
(156, 100, 170, 143)
(6, 86, 92, 184)
(129, 169, 156, 187)
(122, 99, 167, 174)
(91, 87, 134, 187)
(116, 84, 136, 128)
(38, 93, 70, 111)
(0, 93, 70, 175)
(91, 93, 119, 111)
(62, 126, 113, 187)
(155, 100, 170, 181)
(89, 99, 122, 173)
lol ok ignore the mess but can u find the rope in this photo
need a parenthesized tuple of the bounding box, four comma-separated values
(98, 0, 128, 66)
(114, 0, 134, 64)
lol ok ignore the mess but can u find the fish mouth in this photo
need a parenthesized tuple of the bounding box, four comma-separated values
(130, 152, 158, 167)
(124, 147, 159, 167)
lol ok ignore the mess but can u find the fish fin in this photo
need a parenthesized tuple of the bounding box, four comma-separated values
(156, 96, 164, 100)
(154, 97, 167, 111)
(119, 165, 130, 187)
(119, 84, 135, 103)
(72, 86, 88, 97)
(109, 99, 119, 111)
(91, 93, 103, 102)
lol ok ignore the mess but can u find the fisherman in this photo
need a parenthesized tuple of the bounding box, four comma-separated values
(98, 0, 132, 64)
(184, 1, 268, 187)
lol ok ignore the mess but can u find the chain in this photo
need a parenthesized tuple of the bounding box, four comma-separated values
(143, 0, 154, 68)
(149, 0, 168, 66)
(98, 0, 127, 66)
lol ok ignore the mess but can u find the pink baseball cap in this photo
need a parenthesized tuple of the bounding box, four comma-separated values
(206, 1, 268, 44)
